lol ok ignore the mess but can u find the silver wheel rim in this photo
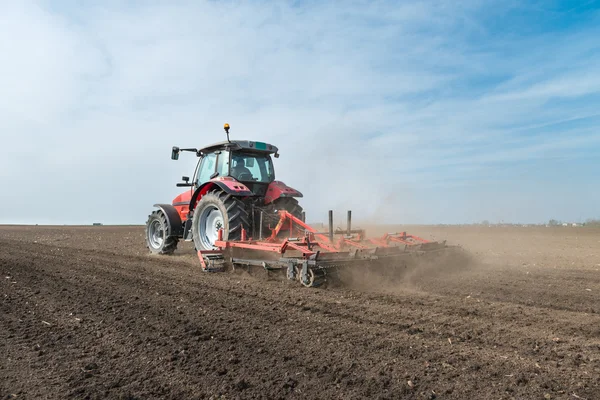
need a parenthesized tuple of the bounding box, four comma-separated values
(301, 269, 315, 287)
(148, 219, 164, 249)
(199, 205, 224, 249)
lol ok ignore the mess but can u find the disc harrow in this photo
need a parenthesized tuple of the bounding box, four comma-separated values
(196, 210, 456, 288)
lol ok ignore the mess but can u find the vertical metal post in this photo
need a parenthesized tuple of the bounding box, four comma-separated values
(301, 211, 306, 223)
(347, 210, 352, 236)
(328, 210, 334, 243)
(258, 211, 264, 240)
(251, 205, 255, 239)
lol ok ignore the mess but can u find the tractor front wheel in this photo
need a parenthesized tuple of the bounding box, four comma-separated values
(192, 190, 251, 251)
(145, 210, 179, 255)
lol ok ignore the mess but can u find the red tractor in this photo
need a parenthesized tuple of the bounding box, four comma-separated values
(145, 124, 304, 254)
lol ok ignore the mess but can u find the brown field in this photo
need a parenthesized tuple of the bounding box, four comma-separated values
(1, 225, 599, 399)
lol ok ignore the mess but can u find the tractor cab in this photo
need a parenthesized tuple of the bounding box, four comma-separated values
(193, 140, 278, 196)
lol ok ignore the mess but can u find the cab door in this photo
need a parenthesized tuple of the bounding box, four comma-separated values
(195, 153, 217, 186)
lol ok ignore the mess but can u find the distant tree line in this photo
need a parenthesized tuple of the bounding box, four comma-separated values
(472, 219, 600, 227)
(548, 219, 600, 227)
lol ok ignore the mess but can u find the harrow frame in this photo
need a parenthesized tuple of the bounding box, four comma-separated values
(196, 210, 450, 287)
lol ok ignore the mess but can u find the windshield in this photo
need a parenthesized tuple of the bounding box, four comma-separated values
(230, 152, 274, 183)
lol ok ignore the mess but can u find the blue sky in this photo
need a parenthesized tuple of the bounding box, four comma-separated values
(0, 0, 599, 225)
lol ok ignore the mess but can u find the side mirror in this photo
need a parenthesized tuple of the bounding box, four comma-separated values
(171, 146, 180, 160)
(274, 152, 280, 158)
(176, 176, 193, 187)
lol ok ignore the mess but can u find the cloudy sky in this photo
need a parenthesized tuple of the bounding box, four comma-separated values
(1, 0, 599, 225)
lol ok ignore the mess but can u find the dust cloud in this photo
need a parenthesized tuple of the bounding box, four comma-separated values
(335, 246, 479, 294)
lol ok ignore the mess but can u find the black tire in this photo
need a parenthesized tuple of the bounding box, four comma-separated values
(271, 197, 303, 220)
(259, 197, 304, 235)
(192, 190, 251, 250)
(145, 210, 179, 255)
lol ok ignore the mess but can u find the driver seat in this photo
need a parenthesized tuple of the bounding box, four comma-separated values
(231, 158, 252, 180)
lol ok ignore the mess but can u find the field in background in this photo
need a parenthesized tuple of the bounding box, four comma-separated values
(1, 225, 599, 398)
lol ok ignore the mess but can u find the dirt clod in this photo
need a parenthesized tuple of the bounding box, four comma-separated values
(234, 379, 250, 391)
(83, 363, 98, 371)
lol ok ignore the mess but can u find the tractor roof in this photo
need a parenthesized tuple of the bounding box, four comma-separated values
(199, 140, 278, 155)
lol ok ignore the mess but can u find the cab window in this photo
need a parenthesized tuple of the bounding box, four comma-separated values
(230, 152, 274, 183)
(196, 153, 217, 185)
(216, 151, 230, 178)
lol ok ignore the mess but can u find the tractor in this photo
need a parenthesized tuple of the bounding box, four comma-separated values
(145, 124, 458, 288)
(145, 123, 303, 255)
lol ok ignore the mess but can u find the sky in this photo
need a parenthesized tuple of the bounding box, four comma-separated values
(1, 0, 599, 225)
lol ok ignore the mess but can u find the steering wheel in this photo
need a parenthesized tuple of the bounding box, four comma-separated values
(237, 172, 253, 181)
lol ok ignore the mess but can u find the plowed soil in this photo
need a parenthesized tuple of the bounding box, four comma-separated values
(1, 225, 599, 399)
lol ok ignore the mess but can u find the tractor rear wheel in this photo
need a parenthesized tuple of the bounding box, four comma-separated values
(192, 190, 251, 250)
(145, 210, 179, 255)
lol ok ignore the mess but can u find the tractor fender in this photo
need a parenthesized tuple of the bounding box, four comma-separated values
(189, 179, 254, 212)
(264, 181, 303, 204)
(153, 204, 183, 237)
